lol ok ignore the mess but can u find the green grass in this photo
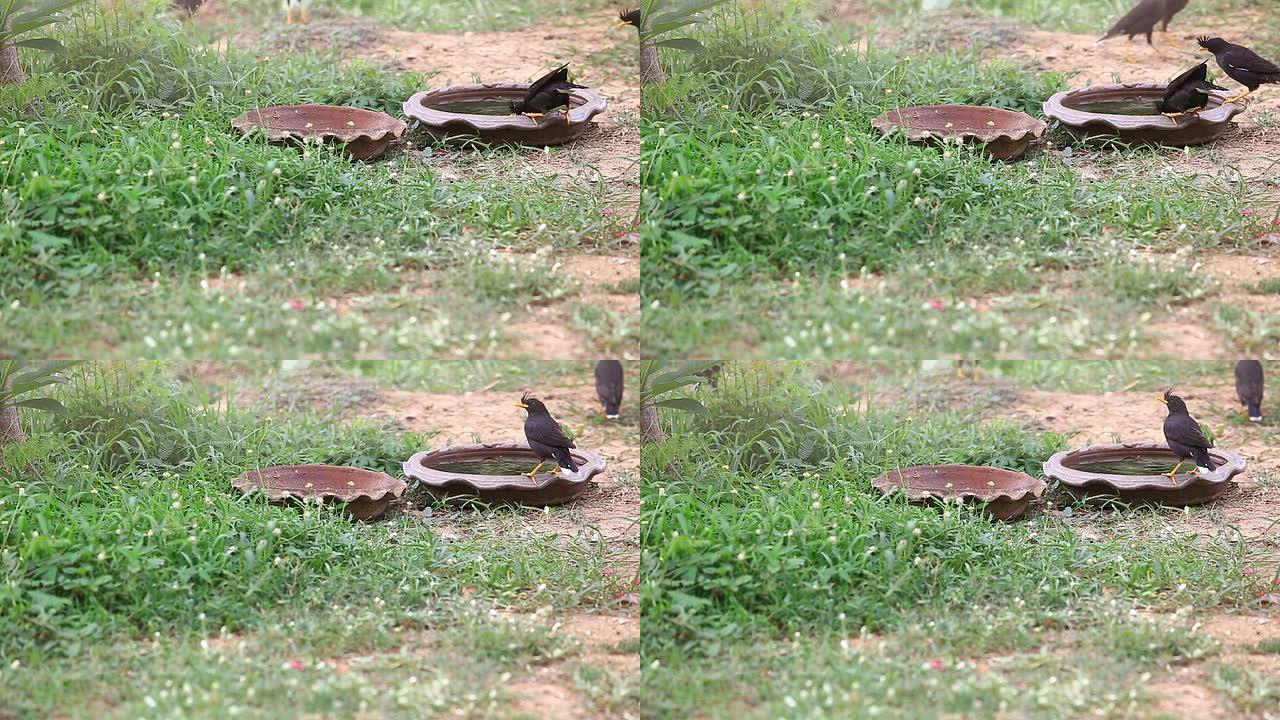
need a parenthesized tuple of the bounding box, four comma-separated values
(641, 363, 1261, 718)
(0, 1, 633, 356)
(980, 360, 1223, 393)
(0, 363, 623, 655)
(639, 0, 1267, 358)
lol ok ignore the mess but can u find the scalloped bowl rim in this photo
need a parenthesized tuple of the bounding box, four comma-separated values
(403, 83, 607, 130)
(1043, 83, 1246, 130)
(1043, 442, 1247, 490)
(403, 442, 607, 490)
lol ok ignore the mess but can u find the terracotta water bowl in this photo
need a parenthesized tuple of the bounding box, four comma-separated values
(1043, 83, 1245, 147)
(231, 104, 407, 160)
(232, 464, 407, 520)
(1043, 442, 1247, 506)
(871, 104, 1047, 160)
(403, 83, 606, 146)
(871, 464, 1047, 520)
(403, 442, 607, 506)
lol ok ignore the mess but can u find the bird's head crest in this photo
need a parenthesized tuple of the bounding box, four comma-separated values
(1197, 36, 1224, 52)
(618, 8, 641, 27)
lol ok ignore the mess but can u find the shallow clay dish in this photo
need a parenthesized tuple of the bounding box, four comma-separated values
(231, 105, 407, 159)
(1043, 442, 1246, 506)
(871, 104, 1047, 159)
(1043, 83, 1245, 147)
(403, 83, 606, 146)
(872, 464, 1047, 520)
(233, 465, 407, 520)
(403, 442, 606, 506)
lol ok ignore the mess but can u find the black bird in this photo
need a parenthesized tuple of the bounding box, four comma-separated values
(1235, 360, 1264, 422)
(1160, 61, 1227, 118)
(1100, 0, 1187, 59)
(617, 8, 641, 28)
(1158, 388, 1217, 483)
(515, 392, 579, 482)
(1198, 37, 1280, 104)
(510, 63, 587, 119)
(172, 0, 204, 15)
(594, 360, 624, 420)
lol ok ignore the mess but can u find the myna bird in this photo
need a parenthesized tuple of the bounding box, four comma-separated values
(1158, 388, 1217, 483)
(509, 63, 587, 120)
(617, 8, 641, 29)
(594, 360, 624, 420)
(1235, 360, 1264, 422)
(285, 0, 308, 25)
(1160, 61, 1227, 119)
(516, 392, 579, 482)
(1198, 37, 1280, 104)
(1099, 0, 1186, 60)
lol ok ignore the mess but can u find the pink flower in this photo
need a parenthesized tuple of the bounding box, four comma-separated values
(601, 567, 616, 576)
(926, 659, 945, 671)
(617, 592, 640, 604)
(1243, 208, 1256, 216)
(287, 659, 304, 670)
(1260, 593, 1280, 604)
(927, 299, 945, 311)
(601, 208, 615, 216)
(1243, 567, 1256, 576)
(287, 299, 304, 311)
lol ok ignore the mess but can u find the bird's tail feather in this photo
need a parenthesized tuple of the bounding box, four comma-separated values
(553, 447, 579, 473)
(1190, 446, 1217, 471)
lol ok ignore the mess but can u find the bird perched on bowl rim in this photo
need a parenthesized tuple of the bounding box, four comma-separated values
(1234, 360, 1264, 422)
(1160, 61, 1227, 120)
(1099, 0, 1189, 60)
(1157, 388, 1217, 483)
(515, 392, 580, 482)
(284, 0, 308, 25)
(594, 360, 624, 420)
(1198, 36, 1280, 105)
(509, 63, 587, 121)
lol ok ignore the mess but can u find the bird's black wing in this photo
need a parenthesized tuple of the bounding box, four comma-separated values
(527, 414, 576, 449)
(526, 63, 571, 99)
(1224, 44, 1280, 75)
(1169, 62, 1208, 87)
(1165, 414, 1212, 448)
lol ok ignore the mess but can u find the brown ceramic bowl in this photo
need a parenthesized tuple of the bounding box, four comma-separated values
(403, 83, 606, 146)
(232, 465, 407, 520)
(231, 104, 407, 159)
(403, 442, 606, 506)
(871, 464, 1047, 520)
(1043, 83, 1245, 147)
(1043, 442, 1247, 506)
(871, 104, 1047, 160)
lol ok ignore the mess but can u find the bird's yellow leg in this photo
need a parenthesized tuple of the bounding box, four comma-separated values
(300, 4, 308, 22)
(1167, 459, 1185, 483)
(1224, 90, 1253, 105)
(1162, 111, 1185, 123)
(522, 112, 544, 121)
(526, 461, 547, 480)
(286, 6, 293, 24)
(1122, 45, 1135, 63)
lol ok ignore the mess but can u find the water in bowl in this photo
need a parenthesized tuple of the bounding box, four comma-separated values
(1072, 458, 1184, 475)
(432, 458, 544, 476)
(1070, 98, 1164, 116)
(433, 100, 518, 116)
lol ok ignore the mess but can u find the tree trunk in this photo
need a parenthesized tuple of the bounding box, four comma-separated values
(0, 16, 28, 87)
(639, 40, 665, 87)
(640, 404, 667, 445)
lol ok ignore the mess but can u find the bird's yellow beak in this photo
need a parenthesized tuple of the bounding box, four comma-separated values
(1156, 396, 1168, 405)
(614, 20, 628, 27)
(515, 402, 529, 408)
